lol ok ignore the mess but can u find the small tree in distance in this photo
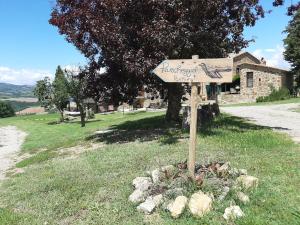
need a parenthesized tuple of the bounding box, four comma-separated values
(34, 77, 52, 109)
(52, 66, 69, 122)
(34, 66, 69, 122)
(0, 101, 15, 118)
(66, 68, 87, 127)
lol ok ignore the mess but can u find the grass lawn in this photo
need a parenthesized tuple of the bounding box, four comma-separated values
(0, 112, 299, 224)
(222, 97, 300, 107)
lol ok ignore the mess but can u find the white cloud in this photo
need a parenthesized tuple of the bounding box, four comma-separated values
(63, 65, 81, 75)
(0, 64, 108, 86)
(252, 44, 290, 70)
(63, 65, 107, 75)
(265, 48, 276, 53)
(0, 66, 53, 85)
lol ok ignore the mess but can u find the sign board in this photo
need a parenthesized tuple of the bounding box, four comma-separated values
(153, 56, 233, 178)
(153, 58, 233, 83)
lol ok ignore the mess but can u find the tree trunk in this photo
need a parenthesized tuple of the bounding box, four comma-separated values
(166, 83, 184, 122)
(94, 101, 99, 113)
(59, 111, 64, 122)
(78, 105, 86, 127)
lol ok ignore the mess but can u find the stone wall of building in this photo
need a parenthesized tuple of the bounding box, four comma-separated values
(218, 93, 255, 105)
(239, 65, 287, 100)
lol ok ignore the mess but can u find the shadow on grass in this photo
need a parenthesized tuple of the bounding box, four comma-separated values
(67, 119, 103, 125)
(86, 115, 183, 145)
(47, 119, 102, 125)
(210, 114, 290, 133)
(198, 114, 271, 137)
(86, 114, 270, 145)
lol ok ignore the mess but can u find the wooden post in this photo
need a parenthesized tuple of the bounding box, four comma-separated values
(188, 55, 199, 178)
(152, 56, 233, 178)
(188, 83, 198, 177)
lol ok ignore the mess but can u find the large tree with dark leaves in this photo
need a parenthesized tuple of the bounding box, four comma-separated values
(284, 9, 300, 89)
(50, 0, 298, 121)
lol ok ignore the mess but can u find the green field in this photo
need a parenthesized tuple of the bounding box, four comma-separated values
(0, 112, 299, 224)
(3, 100, 40, 112)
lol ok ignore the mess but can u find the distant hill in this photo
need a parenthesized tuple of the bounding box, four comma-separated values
(0, 83, 35, 98)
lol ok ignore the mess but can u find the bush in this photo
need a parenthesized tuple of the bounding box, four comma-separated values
(0, 101, 15, 118)
(256, 87, 291, 103)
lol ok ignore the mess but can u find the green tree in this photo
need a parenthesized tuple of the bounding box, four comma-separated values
(66, 69, 87, 127)
(34, 66, 69, 122)
(0, 101, 15, 118)
(34, 77, 52, 109)
(284, 9, 300, 90)
(52, 66, 69, 122)
(50, 0, 299, 122)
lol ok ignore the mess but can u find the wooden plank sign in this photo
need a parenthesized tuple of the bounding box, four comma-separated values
(153, 58, 233, 83)
(153, 56, 233, 178)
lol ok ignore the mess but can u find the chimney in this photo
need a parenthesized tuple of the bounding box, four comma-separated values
(260, 57, 267, 65)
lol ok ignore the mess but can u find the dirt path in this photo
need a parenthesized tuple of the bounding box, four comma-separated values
(221, 103, 300, 143)
(0, 126, 27, 180)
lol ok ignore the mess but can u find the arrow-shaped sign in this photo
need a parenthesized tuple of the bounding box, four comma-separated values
(153, 58, 233, 83)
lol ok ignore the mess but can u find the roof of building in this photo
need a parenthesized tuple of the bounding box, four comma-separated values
(239, 62, 288, 74)
(16, 107, 45, 115)
(229, 51, 289, 73)
(231, 52, 261, 64)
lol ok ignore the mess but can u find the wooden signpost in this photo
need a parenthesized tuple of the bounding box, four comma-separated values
(153, 55, 233, 177)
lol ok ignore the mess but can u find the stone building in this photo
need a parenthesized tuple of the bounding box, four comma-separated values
(118, 51, 293, 110)
(219, 52, 293, 104)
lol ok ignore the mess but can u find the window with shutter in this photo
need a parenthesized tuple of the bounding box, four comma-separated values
(247, 72, 254, 88)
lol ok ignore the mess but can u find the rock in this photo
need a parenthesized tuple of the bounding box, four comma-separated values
(129, 189, 147, 204)
(223, 205, 244, 220)
(165, 188, 184, 199)
(232, 184, 242, 192)
(237, 192, 250, 204)
(137, 198, 156, 214)
(137, 194, 162, 214)
(151, 194, 163, 207)
(151, 169, 164, 183)
(132, 177, 153, 191)
(133, 177, 152, 186)
(218, 186, 230, 201)
(177, 161, 187, 170)
(195, 173, 205, 187)
(237, 175, 259, 189)
(239, 169, 248, 175)
(167, 196, 188, 218)
(217, 162, 230, 177)
(161, 165, 176, 177)
(188, 191, 213, 217)
(94, 129, 114, 134)
(229, 167, 239, 178)
(182, 104, 219, 129)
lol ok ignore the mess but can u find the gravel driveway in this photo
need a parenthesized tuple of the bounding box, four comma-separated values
(0, 126, 27, 180)
(221, 103, 300, 143)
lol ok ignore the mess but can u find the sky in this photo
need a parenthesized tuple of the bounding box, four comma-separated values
(0, 0, 294, 85)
